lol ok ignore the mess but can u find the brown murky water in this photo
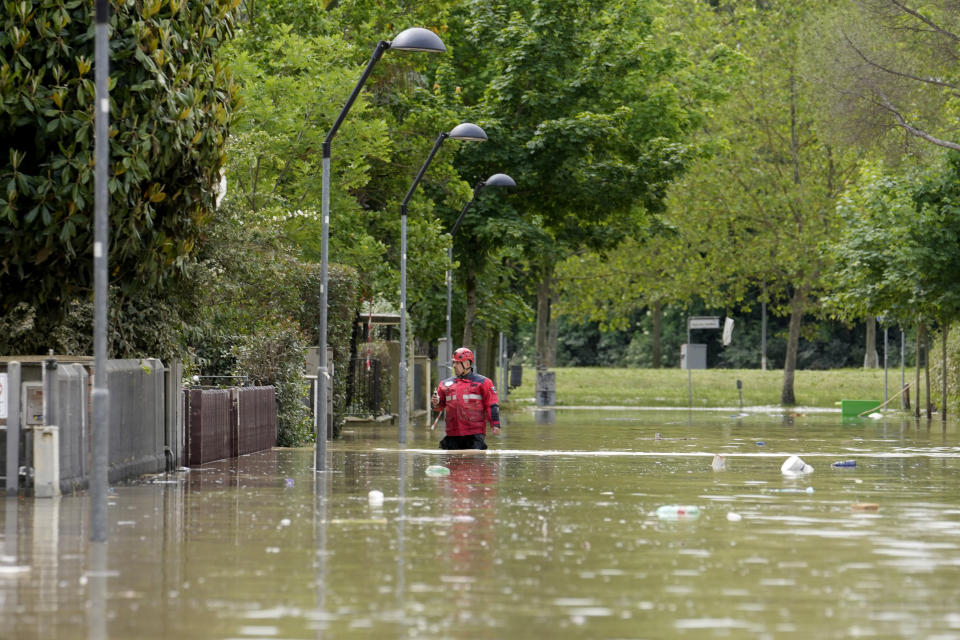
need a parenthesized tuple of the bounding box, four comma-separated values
(4, 408, 960, 639)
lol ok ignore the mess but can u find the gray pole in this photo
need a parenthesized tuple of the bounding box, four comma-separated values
(761, 301, 767, 371)
(316, 152, 330, 472)
(5, 362, 20, 496)
(91, 0, 111, 543)
(399, 211, 409, 444)
(883, 325, 888, 405)
(901, 328, 906, 410)
(444, 245, 453, 382)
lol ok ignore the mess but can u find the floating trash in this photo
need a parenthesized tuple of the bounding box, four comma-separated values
(655, 505, 700, 519)
(425, 465, 450, 477)
(851, 503, 879, 511)
(781, 455, 814, 475)
(711, 455, 726, 471)
(284, 478, 295, 488)
(368, 489, 384, 507)
(832, 460, 857, 468)
(755, 441, 766, 446)
(726, 512, 742, 522)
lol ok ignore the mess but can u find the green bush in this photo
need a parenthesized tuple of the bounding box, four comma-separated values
(0, 0, 240, 354)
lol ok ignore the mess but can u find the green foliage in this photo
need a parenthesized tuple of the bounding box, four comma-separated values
(930, 325, 960, 412)
(185, 202, 363, 443)
(830, 153, 960, 327)
(230, 317, 311, 446)
(1, 0, 241, 353)
(297, 261, 361, 433)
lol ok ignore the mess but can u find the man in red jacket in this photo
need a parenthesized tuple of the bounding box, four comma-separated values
(431, 347, 501, 450)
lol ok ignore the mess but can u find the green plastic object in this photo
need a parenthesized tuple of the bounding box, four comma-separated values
(425, 465, 450, 477)
(841, 399, 882, 417)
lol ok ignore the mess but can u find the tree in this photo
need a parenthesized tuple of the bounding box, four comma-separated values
(436, 0, 736, 366)
(829, 154, 960, 418)
(662, 0, 861, 404)
(809, 0, 960, 152)
(0, 0, 241, 357)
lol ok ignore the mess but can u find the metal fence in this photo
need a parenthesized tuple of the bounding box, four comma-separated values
(185, 386, 277, 465)
(345, 356, 386, 417)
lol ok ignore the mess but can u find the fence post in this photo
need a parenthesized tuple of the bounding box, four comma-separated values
(5, 362, 21, 496)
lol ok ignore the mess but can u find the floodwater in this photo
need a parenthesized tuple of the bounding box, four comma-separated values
(4, 408, 960, 639)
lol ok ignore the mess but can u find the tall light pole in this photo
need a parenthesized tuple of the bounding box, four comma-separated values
(398, 123, 487, 444)
(317, 28, 445, 472)
(91, 0, 111, 543)
(443, 173, 516, 381)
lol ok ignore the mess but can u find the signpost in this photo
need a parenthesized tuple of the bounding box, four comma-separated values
(684, 316, 731, 408)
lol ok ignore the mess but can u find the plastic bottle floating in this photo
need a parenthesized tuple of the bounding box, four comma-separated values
(831, 460, 857, 468)
(424, 465, 450, 477)
(655, 505, 700, 519)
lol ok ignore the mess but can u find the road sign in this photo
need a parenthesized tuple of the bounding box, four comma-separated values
(688, 316, 720, 330)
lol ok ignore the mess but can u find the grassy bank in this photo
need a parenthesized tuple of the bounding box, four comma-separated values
(503, 367, 913, 409)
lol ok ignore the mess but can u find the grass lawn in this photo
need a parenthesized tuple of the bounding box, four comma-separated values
(502, 367, 914, 410)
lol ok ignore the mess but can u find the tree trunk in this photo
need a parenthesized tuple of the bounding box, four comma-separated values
(780, 289, 804, 405)
(652, 300, 662, 369)
(915, 320, 922, 418)
(942, 324, 948, 422)
(535, 267, 554, 368)
(863, 316, 879, 368)
(462, 263, 478, 351)
(547, 289, 558, 368)
(478, 332, 496, 379)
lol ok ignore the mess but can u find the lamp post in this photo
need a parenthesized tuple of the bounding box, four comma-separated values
(398, 123, 488, 444)
(317, 28, 445, 472)
(442, 173, 516, 381)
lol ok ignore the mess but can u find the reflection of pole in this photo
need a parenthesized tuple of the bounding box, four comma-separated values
(314, 466, 327, 640)
(89, 541, 107, 640)
(91, 0, 111, 543)
(396, 453, 406, 604)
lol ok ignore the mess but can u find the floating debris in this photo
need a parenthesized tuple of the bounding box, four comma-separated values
(425, 465, 450, 477)
(781, 455, 814, 475)
(655, 505, 700, 519)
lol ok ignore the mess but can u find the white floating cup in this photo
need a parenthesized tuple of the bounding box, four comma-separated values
(781, 455, 814, 475)
(368, 489, 385, 507)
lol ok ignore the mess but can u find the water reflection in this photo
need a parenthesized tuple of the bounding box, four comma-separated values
(2, 411, 960, 638)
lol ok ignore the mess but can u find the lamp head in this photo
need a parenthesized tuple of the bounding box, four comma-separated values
(483, 173, 516, 188)
(447, 122, 487, 142)
(389, 28, 447, 53)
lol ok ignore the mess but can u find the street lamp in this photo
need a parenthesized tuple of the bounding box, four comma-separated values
(398, 123, 488, 444)
(317, 28, 445, 472)
(442, 173, 516, 381)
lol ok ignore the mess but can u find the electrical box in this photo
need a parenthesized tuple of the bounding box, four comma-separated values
(681, 344, 707, 370)
(22, 382, 44, 425)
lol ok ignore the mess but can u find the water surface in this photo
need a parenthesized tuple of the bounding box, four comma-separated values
(4, 409, 960, 639)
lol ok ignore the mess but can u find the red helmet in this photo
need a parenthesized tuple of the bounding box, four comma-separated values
(452, 347, 474, 364)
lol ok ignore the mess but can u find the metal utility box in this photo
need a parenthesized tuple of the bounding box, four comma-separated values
(681, 344, 707, 370)
(23, 382, 44, 425)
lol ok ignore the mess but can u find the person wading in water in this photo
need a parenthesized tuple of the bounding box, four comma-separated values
(431, 347, 501, 450)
